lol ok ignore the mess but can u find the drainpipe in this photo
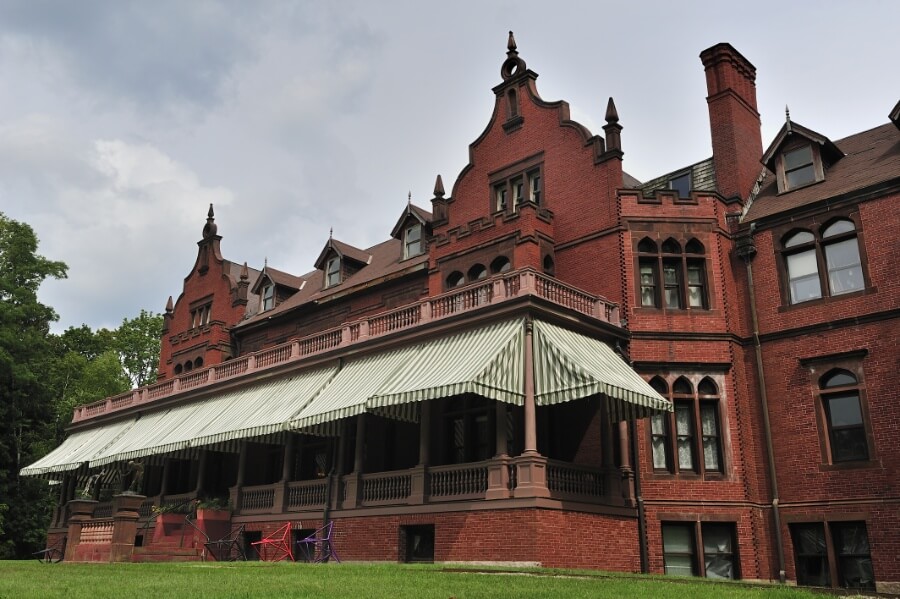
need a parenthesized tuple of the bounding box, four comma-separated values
(630, 419, 649, 573)
(739, 224, 786, 583)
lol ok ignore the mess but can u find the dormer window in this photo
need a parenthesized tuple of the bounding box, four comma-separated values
(669, 172, 691, 198)
(325, 256, 341, 287)
(262, 284, 275, 311)
(783, 145, 816, 189)
(404, 223, 423, 259)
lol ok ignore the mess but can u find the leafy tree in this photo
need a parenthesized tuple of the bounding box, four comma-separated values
(115, 309, 163, 388)
(0, 212, 67, 558)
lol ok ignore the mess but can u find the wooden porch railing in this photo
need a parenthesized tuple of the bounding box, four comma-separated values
(428, 461, 489, 500)
(73, 268, 620, 424)
(546, 459, 604, 500)
(287, 480, 328, 510)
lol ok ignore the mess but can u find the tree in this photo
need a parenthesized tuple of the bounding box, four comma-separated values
(115, 309, 163, 388)
(0, 212, 67, 558)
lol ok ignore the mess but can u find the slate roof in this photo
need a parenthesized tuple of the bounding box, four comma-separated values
(236, 237, 428, 328)
(639, 158, 717, 195)
(744, 123, 900, 222)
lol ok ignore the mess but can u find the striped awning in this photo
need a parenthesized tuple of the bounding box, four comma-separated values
(533, 320, 672, 419)
(89, 366, 336, 467)
(19, 418, 137, 478)
(368, 319, 525, 408)
(287, 347, 420, 435)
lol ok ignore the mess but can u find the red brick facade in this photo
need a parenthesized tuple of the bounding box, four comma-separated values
(35, 36, 898, 593)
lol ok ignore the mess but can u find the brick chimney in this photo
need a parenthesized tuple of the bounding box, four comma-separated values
(700, 43, 763, 202)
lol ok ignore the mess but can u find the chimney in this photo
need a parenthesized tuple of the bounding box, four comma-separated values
(700, 43, 763, 202)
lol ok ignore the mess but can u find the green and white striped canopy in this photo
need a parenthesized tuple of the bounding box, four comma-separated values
(19, 418, 137, 478)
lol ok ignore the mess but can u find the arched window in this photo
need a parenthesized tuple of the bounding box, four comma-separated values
(184, 360, 193, 372)
(174, 364, 183, 375)
(636, 237, 707, 309)
(543, 255, 555, 277)
(819, 369, 868, 462)
(467, 264, 487, 281)
(194, 356, 203, 369)
(490, 256, 511, 274)
(647, 374, 723, 476)
(446, 271, 464, 289)
(781, 219, 864, 304)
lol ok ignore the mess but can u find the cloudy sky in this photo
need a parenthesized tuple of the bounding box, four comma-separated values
(0, 1, 896, 332)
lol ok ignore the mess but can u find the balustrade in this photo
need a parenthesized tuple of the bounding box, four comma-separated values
(546, 460, 604, 499)
(241, 485, 275, 512)
(287, 480, 327, 509)
(361, 471, 412, 505)
(72, 268, 620, 423)
(429, 462, 489, 499)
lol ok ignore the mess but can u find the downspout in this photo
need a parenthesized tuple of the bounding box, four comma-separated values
(739, 223, 786, 583)
(630, 418, 649, 573)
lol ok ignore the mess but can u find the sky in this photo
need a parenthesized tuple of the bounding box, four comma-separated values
(0, 1, 897, 332)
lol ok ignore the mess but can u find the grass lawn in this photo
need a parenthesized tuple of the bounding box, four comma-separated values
(0, 561, 830, 599)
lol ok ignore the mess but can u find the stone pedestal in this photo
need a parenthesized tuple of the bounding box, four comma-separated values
(342, 473, 361, 509)
(512, 453, 550, 498)
(109, 493, 145, 562)
(486, 456, 512, 499)
(408, 465, 426, 505)
(64, 499, 98, 562)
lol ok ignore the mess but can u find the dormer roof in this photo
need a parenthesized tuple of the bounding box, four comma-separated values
(761, 117, 844, 172)
(251, 265, 303, 295)
(890, 99, 900, 130)
(313, 238, 372, 270)
(390, 203, 432, 240)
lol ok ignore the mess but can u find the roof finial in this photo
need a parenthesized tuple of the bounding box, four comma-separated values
(605, 97, 619, 124)
(264, 256, 268, 268)
(202, 203, 218, 239)
(500, 31, 526, 81)
(785, 105, 791, 123)
(408, 191, 412, 205)
(433, 174, 445, 198)
(240, 261, 249, 281)
(165, 295, 174, 314)
(507, 31, 517, 54)
(329, 227, 333, 240)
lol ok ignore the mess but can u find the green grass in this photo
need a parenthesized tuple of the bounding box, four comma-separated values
(0, 561, 826, 599)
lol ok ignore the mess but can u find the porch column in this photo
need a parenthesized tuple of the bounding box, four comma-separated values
(343, 414, 366, 509)
(619, 420, 635, 504)
(159, 458, 170, 498)
(514, 320, 549, 498)
(109, 493, 145, 562)
(487, 402, 511, 499)
(275, 434, 296, 513)
(230, 441, 248, 511)
(194, 449, 208, 496)
(410, 403, 430, 504)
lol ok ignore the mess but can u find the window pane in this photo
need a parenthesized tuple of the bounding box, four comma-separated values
(826, 394, 863, 426)
(784, 145, 813, 170)
(791, 524, 830, 587)
(676, 403, 694, 470)
(665, 555, 695, 576)
(822, 370, 856, 388)
(831, 427, 868, 462)
(650, 414, 666, 435)
(784, 231, 815, 248)
(823, 219, 855, 238)
(652, 437, 669, 469)
(675, 404, 692, 435)
(701, 404, 721, 471)
(787, 249, 822, 303)
(703, 524, 735, 580)
(662, 524, 695, 576)
(786, 164, 816, 188)
(670, 173, 690, 197)
(825, 238, 863, 295)
(833, 523, 875, 590)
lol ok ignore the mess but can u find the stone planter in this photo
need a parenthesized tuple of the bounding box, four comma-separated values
(196, 508, 232, 542)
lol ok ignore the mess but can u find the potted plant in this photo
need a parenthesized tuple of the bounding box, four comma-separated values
(151, 501, 192, 542)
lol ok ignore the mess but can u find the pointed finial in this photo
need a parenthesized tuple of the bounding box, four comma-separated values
(785, 105, 791, 123)
(408, 191, 412, 205)
(605, 97, 619, 124)
(264, 256, 268, 268)
(507, 31, 517, 53)
(240, 261, 249, 281)
(202, 203, 218, 239)
(501, 31, 526, 81)
(329, 227, 333, 239)
(433, 174, 445, 198)
(165, 295, 174, 313)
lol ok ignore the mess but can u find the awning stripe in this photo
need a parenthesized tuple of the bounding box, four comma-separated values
(20, 418, 137, 477)
(368, 319, 525, 408)
(533, 321, 671, 418)
(89, 367, 336, 467)
(287, 347, 419, 433)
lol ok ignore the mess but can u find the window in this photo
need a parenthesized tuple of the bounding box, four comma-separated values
(190, 303, 212, 329)
(446, 271, 464, 289)
(781, 219, 864, 304)
(648, 376, 723, 476)
(819, 370, 868, 463)
(491, 162, 544, 213)
(490, 256, 511, 274)
(783, 145, 816, 190)
(404, 223, 423, 259)
(669, 172, 691, 198)
(325, 256, 341, 287)
(262, 284, 275, 311)
(790, 521, 874, 590)
(662, 522, 738, 579)
(636, 237, 708, 310)
(467, 263, 487, 281)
